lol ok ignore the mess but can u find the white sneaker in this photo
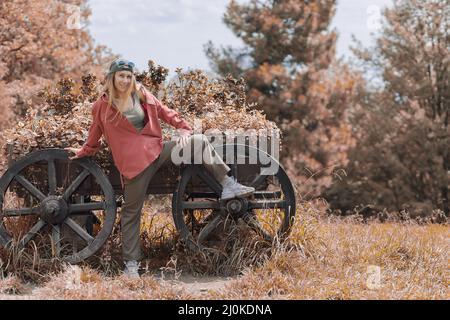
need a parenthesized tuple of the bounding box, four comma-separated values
(221, 176, 255, 200)
(123, 260, 140, 278)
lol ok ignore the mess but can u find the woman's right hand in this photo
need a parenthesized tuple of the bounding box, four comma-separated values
(64, 147, 82, 160)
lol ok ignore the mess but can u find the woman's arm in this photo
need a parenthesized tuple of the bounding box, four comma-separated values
(156, 99, 192, 132)
(75, 102, 103, 158)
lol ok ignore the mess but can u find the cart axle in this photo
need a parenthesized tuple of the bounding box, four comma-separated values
(39, 195, 69, 224)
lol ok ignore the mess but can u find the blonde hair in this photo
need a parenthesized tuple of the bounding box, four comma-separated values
(99, 71, 146, 124)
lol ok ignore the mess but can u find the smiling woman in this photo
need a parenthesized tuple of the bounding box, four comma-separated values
(115, 72, 133, 98)
(64, 58, 255, 277)
(104, 59, 143, 120)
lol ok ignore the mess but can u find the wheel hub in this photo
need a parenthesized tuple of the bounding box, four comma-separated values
(39, 195, 69, 224)
(225, 198, 248, 218)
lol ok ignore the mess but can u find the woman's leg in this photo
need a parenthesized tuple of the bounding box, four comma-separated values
(173, 133, 231, 181)
(121, 135, 252, 263)
(120, 142, 176, 262)
(121, 168, 151, 262)
(171, 134, 254, 199)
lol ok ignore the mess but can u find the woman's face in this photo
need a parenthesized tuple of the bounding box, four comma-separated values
(114, 71, 133, 94)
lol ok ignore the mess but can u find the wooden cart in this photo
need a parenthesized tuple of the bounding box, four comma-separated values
(0, 136, 296, 263)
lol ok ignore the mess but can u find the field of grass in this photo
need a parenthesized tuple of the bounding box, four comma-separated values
(0, 199, 448, 300)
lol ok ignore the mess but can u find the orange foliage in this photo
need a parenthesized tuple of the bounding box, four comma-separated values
(206, 0, 361, 198)
(0, 0, 116, 132)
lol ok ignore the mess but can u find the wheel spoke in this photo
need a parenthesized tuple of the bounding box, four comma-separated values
(248, 200, 286, 209)
(231, 146, 238, 180)
(52, 225, 61, 257)
(13, 174, 46, 201)
(65, 218, 94, 244)
(198, 213, 223, 244)
(72, 239, 78, 256)
(254, 191, 282, 199)
(2, 207, 40, 217)
(249, 166, 279, 189)
(231, 164, 238, 180)
(62, 169, 90, 201)
(186, 192, 219, 198)
(69, 201, 105, 213)
(181, 200, 220, 210)
(242, 213, 272, 242)
(48, 160, 57, 195)
(19, 219, 46, 248)
(185, 191, 281, 199)
(249, 174, 267, 189)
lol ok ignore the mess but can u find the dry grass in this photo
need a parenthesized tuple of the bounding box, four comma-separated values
(30, 265, 194, 300)
(0, 198, 448, 300)
(210, 215, 449, 299)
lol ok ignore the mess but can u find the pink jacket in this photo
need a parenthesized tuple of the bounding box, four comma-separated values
(76, 86, 192, 188)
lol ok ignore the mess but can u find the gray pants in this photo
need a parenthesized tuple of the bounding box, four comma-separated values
(121, 134, 230, 261)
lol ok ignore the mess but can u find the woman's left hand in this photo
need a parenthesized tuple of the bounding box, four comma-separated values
(177, 136, 189, 149)
(175, 134, 191, 149)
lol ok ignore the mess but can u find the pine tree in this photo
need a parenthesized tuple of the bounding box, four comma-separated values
(205, 0, 360, 197)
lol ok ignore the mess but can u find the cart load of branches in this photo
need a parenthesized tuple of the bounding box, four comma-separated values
(1, 61, 280, 174)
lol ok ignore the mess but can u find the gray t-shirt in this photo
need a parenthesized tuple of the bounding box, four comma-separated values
(118, 93, 145, 132)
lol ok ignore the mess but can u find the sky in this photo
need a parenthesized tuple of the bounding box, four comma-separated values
(86, 0, 393, 76)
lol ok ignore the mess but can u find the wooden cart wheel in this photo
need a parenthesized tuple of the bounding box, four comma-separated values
(0, 149, 116, 264)
(172, 143, 296, 249)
